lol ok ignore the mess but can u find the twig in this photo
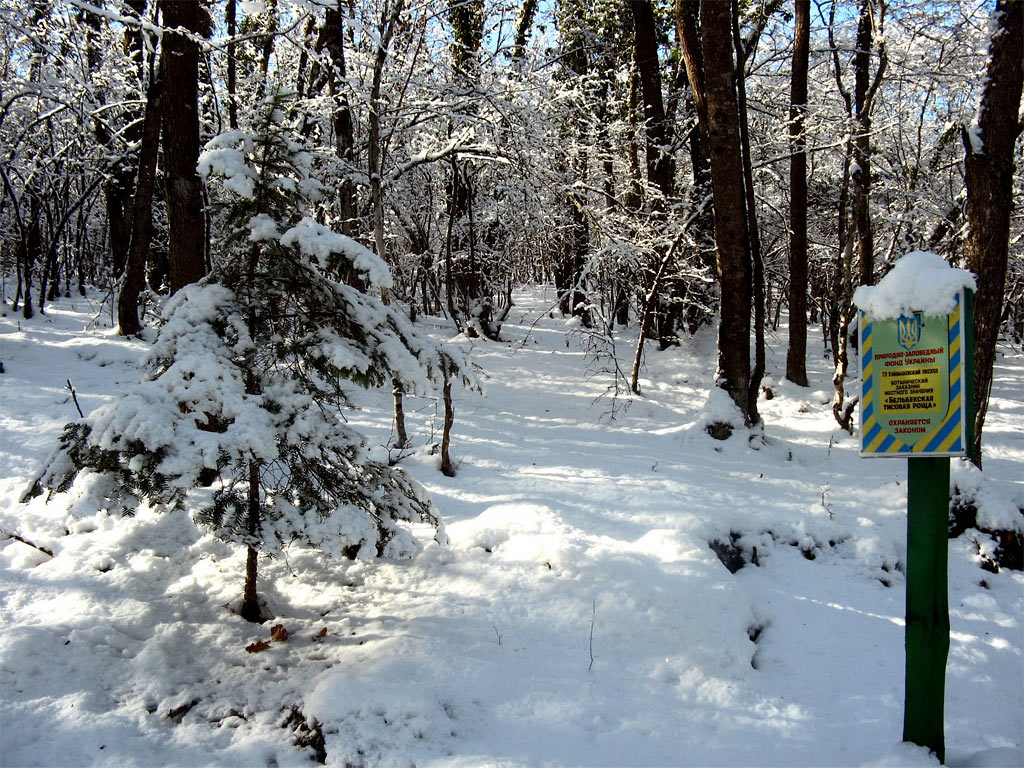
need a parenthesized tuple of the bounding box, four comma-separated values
(1, 528, 54, 557)
(492, 624, 503, 645)
(66, 379, 84, 418)
(588, 599, 596, 672)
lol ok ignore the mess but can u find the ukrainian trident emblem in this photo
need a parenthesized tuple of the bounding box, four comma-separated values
(897, 313, 922, 351)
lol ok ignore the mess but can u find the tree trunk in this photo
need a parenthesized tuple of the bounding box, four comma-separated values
(240, 247, 264, 621)
(368, 0, 403, 267)
(240, 457, 263, 623)
(963, 0, 1023, 468)
(553, 0, 592, 329)
(852, 0, 885, 288)
(510, 0, 538, 61)
(785, 0, 810, 386)
(699, 0, 755, 426)
(22, 196, 41, 319)
(324, 4, 358, 235)
(675, 0, 717, 334)
(394, 385, 409, 449)
(447, 0, 490, 336)
(160, 0, 207, 294)
(633, 0, 680, 346)
(631, 0, 675, 205)
(81, 0, 136, 278)
(830, 0, 884, 432)
(732, 4, 764, 423)
(226, 0, 238, 130)
(441, 376, 456, 477)
(118, 73, 163, 335)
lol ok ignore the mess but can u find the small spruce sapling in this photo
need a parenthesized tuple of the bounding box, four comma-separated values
(23, 93, 475, 622)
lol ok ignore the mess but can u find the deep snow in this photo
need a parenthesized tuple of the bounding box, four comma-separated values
(1, 287, 1021, 767)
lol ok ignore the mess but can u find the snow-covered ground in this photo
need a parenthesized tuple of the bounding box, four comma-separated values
(1, 287, 1021, 767)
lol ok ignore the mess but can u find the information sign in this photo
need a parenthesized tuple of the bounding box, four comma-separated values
(859, 290, 966, 457)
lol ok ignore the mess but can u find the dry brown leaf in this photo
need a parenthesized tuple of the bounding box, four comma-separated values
(270, 624, 288, 643)
(312, 627, 328, 641)
(245, 640, 271, 653)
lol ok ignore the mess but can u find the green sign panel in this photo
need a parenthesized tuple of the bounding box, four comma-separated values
(859, 291, 966, 457)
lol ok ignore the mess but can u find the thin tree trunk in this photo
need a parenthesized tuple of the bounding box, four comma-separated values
(241, 457, 262, 623)
(448, 0, 490, 336)
(368, 0, 403, 266)
(631, 245, 677, 394)
(557, 18, 591, 329)
(732, 3, 764, 423)
(633, 0, 678, 346)
(441, 376, 456, 477)
(81, 0, 135, 278)
(226, 0, 238, 130)
(829, 0, 884, 432)
(631, 0, 675, 205)
(118, 73, 163, 335)
(324, 4, 358, 235)
(785, 0, 810, 386)
(22, 196, 41, 319)
(394, 385, 409, 449)
(240, 238, 264, 622)
(852, 0, 885, 288)
(676, 0, 717, 334)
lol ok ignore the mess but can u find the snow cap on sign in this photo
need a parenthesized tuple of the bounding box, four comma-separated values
(853, 250, 975, 319)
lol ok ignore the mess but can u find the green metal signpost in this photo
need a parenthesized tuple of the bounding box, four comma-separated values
(859, 289, 974, 764)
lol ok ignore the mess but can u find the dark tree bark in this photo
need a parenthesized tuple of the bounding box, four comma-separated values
(80, 1, 136, 278)
(732, 3, 765, 421)
(699, 0, 756, 426)
(963, 0, 1023, 468)
(631, 0, 675, 205)
(824, 0, 853, 367)
(510, 0, 538, 61)
(852, 0, 885, 289)
(446, 0, 499, 336)
(226, 0, 238, 129)
(828, 0, 884, 432)
(241, 454, 263, 623)
(785, 0, 810, 386)
(22, 195, 42, 319)
(160, 0, 207, 294)
(323, 4, 358, 235)
(441, 376, 456, 477)
(632, 0, 682, 347)
(675, 0, 717, 335)
(118, 73, 163, 335)
(551, 0, 591, 328)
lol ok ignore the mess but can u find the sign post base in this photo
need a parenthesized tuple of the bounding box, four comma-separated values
(903, 456, 950, 763)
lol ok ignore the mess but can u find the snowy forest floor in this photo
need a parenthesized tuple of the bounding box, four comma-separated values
(0, 286, 1021, 768)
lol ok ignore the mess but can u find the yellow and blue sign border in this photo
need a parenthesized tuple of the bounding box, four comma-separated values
(859, 290, 967, 457)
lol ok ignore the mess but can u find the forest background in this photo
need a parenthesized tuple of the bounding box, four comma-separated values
(1, 0, 1021, 444)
